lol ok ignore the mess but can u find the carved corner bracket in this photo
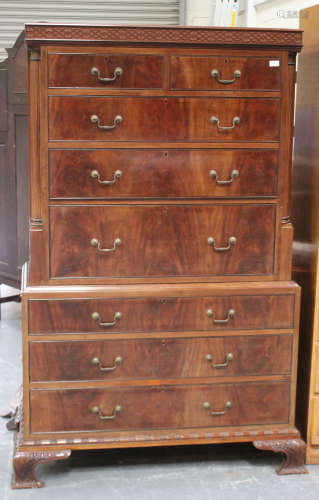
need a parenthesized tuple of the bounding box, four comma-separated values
(11, 398, 71, 489)
(253, 438, 307, 475)
(12, 436, 71, 489)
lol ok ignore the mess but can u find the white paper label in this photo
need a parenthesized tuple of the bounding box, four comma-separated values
(269, 60, 280, 67)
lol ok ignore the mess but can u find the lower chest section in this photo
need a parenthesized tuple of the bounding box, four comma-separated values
(23, 281, 299, 444)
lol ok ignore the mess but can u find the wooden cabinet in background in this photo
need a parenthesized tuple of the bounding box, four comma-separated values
(0, 31, 28, 290)
(292, 3, 319, 465)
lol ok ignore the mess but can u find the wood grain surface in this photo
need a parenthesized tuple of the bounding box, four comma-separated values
(29, 381, 290, 433)
(29, 334, 293, 382)
(49, 149, 279, 200)
(170, 55, 281, 90)
(49, 96, 280, 142)
(48, 53, 164, 89)
(49, 204, 276, 278)
(28, 293, 294, 334)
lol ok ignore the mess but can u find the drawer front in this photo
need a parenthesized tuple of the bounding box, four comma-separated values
(313, 345, 319, 393)
(48, 53, 164, 89)
(49, 97, 280, 142)
(49, 204, 276, 278)
(170, 55, 281, 91)
(28, 295, 294, 335)
(49, 149, 278, 200)
(311, 398, 319, 445)
(29, 335, 293, 382)
(29, 382, 290, 433)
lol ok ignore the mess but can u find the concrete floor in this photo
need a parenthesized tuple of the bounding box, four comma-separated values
(1, 284, 319, 499)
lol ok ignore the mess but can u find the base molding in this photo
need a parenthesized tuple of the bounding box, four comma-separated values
(12, 421, 307, 488)
(20, 426, 301, 450)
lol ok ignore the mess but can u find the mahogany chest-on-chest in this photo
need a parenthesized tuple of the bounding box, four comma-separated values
(12, 23, 305, 488)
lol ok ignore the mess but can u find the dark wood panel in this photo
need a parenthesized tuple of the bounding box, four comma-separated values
(28, 294, 294, 334)
(49, 149, 279, 200)
(170, 55, 281, 90)
(29, 382, 290, 433)
(29, 335, 293, 382)
(0, 146, 8, 267)
(15, 115, 29, 272)
(0, 67, 8, 130)
(12, 41, 27, 94)
(49, 204, 276, 278)
(49, 96, 280, 142)
(0, 32, 28, 287)
(48, 53, 164, 88)
(291, 5, 319, 450)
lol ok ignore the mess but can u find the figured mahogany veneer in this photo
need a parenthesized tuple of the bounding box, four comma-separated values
(28, 294, 294, 334)
(170, 55, 281, 91)
(29, 382, 290, 434)
(49, 204, 276, 278)
(20, 23, 305, 487)
(49, 96, 280, 142)
(29, 335, 293, 382)
(49, 149, 279, 200)
(48, 53, 164, 89)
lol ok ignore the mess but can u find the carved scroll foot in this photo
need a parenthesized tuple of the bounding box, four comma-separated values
(253, 438, 308, 475)
(12, 434, 71, 489)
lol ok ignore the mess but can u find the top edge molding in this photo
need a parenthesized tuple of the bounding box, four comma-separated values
(24, 23, 303, 51)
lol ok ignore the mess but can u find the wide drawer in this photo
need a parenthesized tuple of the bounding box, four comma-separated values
(49, 204, 276, 278)
(48, 53, 164, 89)
(28, 294, 294, 335)
(29, 382, 290, 433)
(49, 149, 278, 200)
(170, 55, 281, 90)
(29, 335, 293, 382)
(48, 97, 280, 142)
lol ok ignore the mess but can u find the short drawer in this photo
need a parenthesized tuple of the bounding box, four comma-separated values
(29, 382, 290, 433)
(49, 149, 278, 200)
(49, 96, 280, 142)
(29, 335, 293, 382)
(49, 204, 276, 278)
(28, 294, 294, 335)
(48, 53, 164, 89)
(170, 55, 281, 90)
